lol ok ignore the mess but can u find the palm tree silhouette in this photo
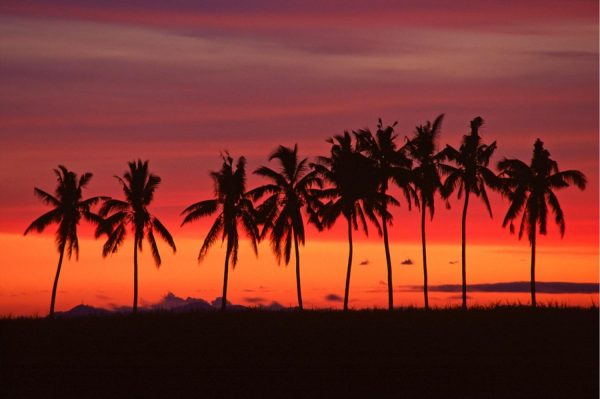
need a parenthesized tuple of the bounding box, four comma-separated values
(497, 139, 586, 307)
(181, 153, 259, 311)
(442, 117, 499, 309)
(98, 160, 176, 314)
(24, 166, 105, 317)
(249, 145, 322, 310)
(312, 132, 380, 311)
(404, 114, 446, 310)
(355, 119, 416, 310)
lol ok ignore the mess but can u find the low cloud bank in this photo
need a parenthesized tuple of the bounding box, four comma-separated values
(404, 282, 598, 294)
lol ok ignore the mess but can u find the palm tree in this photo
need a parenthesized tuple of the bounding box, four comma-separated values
(441, 117, 499, 309)
(98, 160, 176, 314)
(497, 139, 586, 307)
(24, 166, 104, 317)
(354, 119, 416, 310)
(312, 132, 380, 311)
(249, 145, 322, 310)
(404, 114, 446, 310)
(181, 153, 259, 311)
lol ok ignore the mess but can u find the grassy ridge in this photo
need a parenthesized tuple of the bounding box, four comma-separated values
(1, 307, 598, 398)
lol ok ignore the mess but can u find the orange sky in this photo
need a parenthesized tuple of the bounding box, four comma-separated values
(1, 232, 597, 315)
(0, 0, 598, 315)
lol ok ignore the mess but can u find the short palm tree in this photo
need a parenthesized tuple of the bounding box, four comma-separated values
(24, 166, 104, 317)
(249, 145, 322, 310)
(312, 132, 380, 311)
(441, 117, 499, 309)
(181, 153, 259, 311)
(355, 119, 416, 310)
(497, 139, 586, 307)
(404, 114, 446, 310)
(98, 160, 176, 314)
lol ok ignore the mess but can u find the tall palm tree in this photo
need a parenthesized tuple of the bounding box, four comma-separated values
(404, 114, 446, 310)
(249, 145, 322, 310)
(98, 160, 176, 314)
(24, 166, 104, 317)
(441, 117, 499, 309)
(497, 139, 586, 307)
(312, 132, 380, 311)
(354, 119, 416, 310)
(181, 153, 259, 311)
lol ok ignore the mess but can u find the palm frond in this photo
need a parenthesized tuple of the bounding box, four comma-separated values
(99, 199, 130, 217)
(33, 188, 60, 206)
(24, 209, 61, 235)
(549, 170, 587, 190)
(102, 223, 127, 257)
(78, 172, 93, 189)
(198, 214, 224, 262)
(181, 199, 219, 225)
(153, 217, 176, 252)
(546, 190, 565, 237)
(147, 228, 162, 267)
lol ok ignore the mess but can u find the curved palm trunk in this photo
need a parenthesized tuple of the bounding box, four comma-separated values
(343, 217, 354, 312)
(530, 230, 537, 308)
(293, 231, 303, 310)
(461, 190, 470, 310)
(133, 237, 138, 314)
(221, 245, 232, 311)
(420, 198, 429, 310)
(49, 245, 66, 318)
(382, 212, 393, 311)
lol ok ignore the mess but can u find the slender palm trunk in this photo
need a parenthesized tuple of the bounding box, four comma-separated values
(49, 245, 66, 318)
(461, 190, 470, 310)
(421, 198, 429, 310)
(343, 217, 353, 312)
(382, 212, 393, 311)
(221, 245, 231, 311)
(133, 236, 138, 314)
(293, 231, 303, 310)
(530, 230, 536, 308)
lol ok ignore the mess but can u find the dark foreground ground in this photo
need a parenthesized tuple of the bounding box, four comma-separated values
(1, 307, 598, 398)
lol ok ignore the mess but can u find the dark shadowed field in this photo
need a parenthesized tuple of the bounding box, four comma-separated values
(1, 307, 598, 398)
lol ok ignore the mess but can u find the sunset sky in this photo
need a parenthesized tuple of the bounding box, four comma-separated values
(0, 0, 598, 315)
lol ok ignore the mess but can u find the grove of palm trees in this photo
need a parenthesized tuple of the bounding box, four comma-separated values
(24, 116, 587, 316)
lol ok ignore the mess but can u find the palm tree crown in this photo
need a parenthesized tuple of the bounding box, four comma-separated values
(249, 145, 322, 309)
(405, 114, 446, 218)
(497, 139, 586, 306)
(24, 165, 104, 317)
(313, 132, 380, 233)
(181, 153, 259, 311)
(441, 117, 499, 308)
(442, 117, 498, 214)
(98, 160, 176, 312)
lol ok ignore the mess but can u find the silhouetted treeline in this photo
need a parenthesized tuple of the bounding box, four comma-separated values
(25, 116, 587, 316)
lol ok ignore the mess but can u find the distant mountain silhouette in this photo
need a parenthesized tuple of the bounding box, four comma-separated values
(55, 304, 112, 318)
(211, 297, 247, 311)
(152, 292, 212, 311)
(53, 293, 281, 317)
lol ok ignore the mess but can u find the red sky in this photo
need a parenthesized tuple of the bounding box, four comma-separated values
(0, 0, 598, 315)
